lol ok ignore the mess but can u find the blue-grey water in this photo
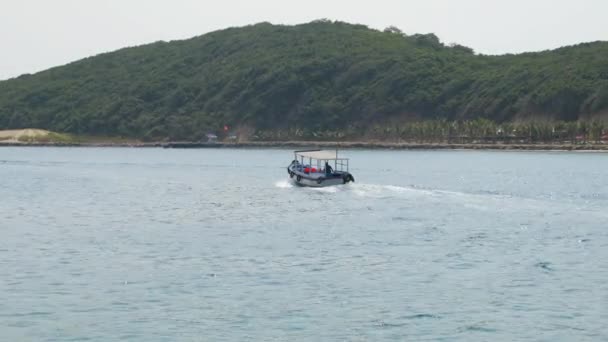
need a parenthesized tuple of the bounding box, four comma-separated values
(1, 147, 607, 341)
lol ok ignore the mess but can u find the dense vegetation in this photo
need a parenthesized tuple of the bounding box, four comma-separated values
(1, 20, 607, 141)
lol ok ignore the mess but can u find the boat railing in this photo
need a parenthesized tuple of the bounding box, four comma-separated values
(293, 150, 350, 173)
(335, 159, 349, 172)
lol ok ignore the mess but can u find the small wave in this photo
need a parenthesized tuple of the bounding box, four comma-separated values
(535, 261, 554, 271)
(459, 325, 497, 333)
(373, 320, 408, 328)
(402, 313, 441, 320)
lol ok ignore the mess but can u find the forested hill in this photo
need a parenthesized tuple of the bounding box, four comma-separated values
(1, 20, 607, 140)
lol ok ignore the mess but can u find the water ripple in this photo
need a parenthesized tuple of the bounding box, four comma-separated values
(1, 147, 607, 341)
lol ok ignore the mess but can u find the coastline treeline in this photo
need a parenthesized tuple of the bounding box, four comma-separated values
(253, 119, 608, 144)
(0, 20, 607, 141)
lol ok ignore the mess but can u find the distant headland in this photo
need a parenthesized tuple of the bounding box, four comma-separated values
(1, 20, 607, 144)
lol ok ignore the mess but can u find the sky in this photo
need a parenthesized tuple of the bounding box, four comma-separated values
(1, 0, 606, 80)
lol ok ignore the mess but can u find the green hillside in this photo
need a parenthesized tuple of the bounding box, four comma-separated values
(1, 20, 607, 141)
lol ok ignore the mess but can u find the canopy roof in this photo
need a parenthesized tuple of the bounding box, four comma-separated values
(295, 150, 347, 160)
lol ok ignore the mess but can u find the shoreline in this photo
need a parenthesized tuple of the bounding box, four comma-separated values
(1, 140, 608, 151)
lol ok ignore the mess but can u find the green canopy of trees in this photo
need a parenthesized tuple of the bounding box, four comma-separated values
(0, 20, 607, 141)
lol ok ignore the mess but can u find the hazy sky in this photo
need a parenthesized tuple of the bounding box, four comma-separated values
(1, 0, 606, 80)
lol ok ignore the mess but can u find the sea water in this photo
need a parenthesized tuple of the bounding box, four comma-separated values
(1, 147, 607, 341)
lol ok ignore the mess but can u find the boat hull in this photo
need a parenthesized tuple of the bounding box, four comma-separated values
(287, 166, 354, 188)
(291, 176, 346, 187)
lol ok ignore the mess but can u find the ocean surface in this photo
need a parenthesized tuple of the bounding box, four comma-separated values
(1, 147, 607, 341)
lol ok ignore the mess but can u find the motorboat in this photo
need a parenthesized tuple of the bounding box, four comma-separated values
(287, 149, 355, 187)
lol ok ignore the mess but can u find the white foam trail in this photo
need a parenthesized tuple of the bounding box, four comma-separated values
(349, 183, 433, 198)
(274, 180, 294, 188)
(309, 186, 339, 193)
(292, 182, 606, 218)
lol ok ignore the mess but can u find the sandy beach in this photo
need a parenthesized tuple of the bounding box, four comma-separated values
(0, 129, 55, 143)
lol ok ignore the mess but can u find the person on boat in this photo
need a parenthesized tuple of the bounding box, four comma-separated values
(325, 162, 333, 175)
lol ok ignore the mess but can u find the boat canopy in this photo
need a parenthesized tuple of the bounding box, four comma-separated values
(294, 149, 347, 160)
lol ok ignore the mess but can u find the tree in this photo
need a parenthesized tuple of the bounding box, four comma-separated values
(384, 26, 405, 36)
(449, 43, 474, 54)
